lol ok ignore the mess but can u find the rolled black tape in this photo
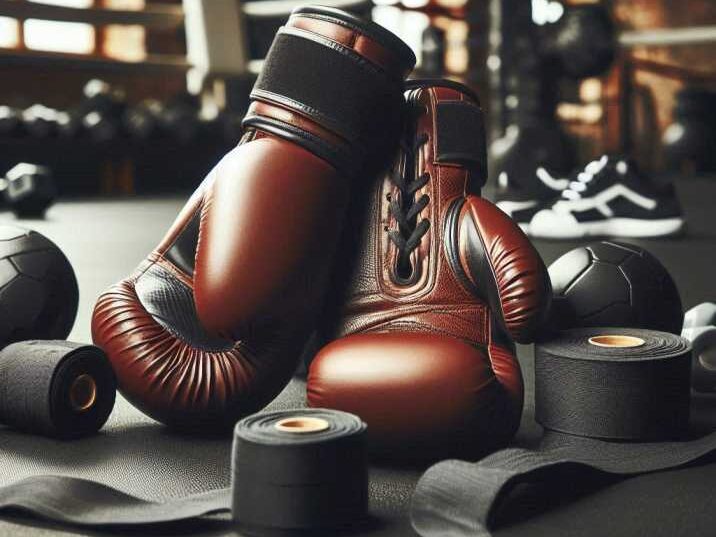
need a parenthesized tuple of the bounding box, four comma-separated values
(0, 408, 366, 531)
(233, 408, 368, 530)
(0, 341, 116, 439)
(410, 328, 716, 537)
(536, 328, 692, 440)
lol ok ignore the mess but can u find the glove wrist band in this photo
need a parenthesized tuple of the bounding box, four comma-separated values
(243, 6, 416, 172)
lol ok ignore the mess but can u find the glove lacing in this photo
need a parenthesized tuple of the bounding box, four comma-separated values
(387, 102, 430, 281)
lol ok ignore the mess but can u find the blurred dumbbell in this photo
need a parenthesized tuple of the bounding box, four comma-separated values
(198, 109, 246, 147)
(0, 106, 23, 138)
(160, 96, 201, 145)
(662, 88, 716, 174)
(124, 99, 165, 141)
(125, 95, 201, 145)
(1, 163, 57, 218)
(23, 104, 62, 139)
(62, 79, 127, 143)
(540, 4, 616, 79)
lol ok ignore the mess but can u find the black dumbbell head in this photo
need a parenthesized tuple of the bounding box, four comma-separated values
(4, 163, 57, 218)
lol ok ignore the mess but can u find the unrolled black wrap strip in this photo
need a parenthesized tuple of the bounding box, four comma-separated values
(0, 340, 116, 439)
(410, 328, 716, 537)
(0, 409, 367, 531)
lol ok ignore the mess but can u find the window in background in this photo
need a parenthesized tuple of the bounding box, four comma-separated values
(25, 0, 94, 54)
(28, 0, 91, 6)
(104, 0, 146, 61)
(24, 19, 95, 53)
(0, 16, 19, 48)
(0, 0, 148, 60)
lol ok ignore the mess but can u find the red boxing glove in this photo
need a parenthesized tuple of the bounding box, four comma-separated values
(308, 80, 551, 457)
(91, 7, 415, 431)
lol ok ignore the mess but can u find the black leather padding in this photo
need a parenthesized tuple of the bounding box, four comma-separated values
(435, 101, 487, 185)
(135, 264, 233, 352)
(164, 210, 200, 277)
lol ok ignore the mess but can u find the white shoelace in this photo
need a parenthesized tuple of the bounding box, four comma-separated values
(561, 155, 610, 200)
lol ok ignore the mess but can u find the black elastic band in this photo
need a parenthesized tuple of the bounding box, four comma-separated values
(434, 101, 487, 183)
(0, 477, 230, 527)
(411, 431, 716, 537)
(247, 30, 404, 146)
(410, 329, 716, 536)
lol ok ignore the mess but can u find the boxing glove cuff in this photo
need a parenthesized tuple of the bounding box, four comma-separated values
(244, 6, 415, 172)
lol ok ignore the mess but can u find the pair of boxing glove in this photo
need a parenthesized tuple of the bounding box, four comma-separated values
(92, 6, 551, 456)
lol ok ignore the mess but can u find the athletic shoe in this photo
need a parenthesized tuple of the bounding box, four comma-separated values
(529, 155, 684, 239)
(495, 166, 570, 232)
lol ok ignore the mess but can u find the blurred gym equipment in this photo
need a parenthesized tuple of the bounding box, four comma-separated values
(2, 163, 58, 218)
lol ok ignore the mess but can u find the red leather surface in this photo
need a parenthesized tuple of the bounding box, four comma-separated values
(458, 197, 552, 343)
(307, 82, 545, 456)
(194, 137, 344, 337)
(92, 274, 301, 429)
(308, 333, 522, 455)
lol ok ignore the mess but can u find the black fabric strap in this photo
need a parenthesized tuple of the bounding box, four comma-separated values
(435, 101, 487, 184)
(0, 477, 230, 527)
(410, 329, 716, 536)
(411, 431, 716, 537)
(247, 29, 403, 146)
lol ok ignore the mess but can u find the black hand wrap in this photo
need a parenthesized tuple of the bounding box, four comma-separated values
(411, 329, 716, 537)
(0, 341, 116, 439)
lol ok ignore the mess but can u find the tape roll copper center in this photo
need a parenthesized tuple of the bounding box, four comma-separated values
(588, 335, 646, 348)
(274, 416, 330, 434)
(69, 374, 97, 412)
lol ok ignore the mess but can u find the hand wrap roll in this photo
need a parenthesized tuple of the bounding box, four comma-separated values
(0, 409, 367, 531)
(535, 329, 691, 439)
(0, 341, 116, 439)
(233, 409, 368, 530)
(411, 329, 716, 537)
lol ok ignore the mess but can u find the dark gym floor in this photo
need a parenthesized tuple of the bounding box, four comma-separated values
(0, 177, 715, 537)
